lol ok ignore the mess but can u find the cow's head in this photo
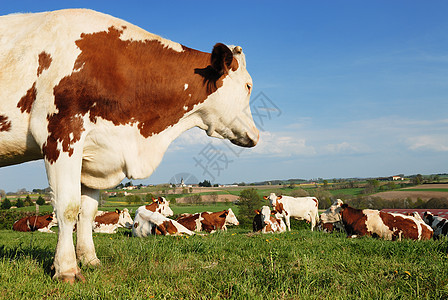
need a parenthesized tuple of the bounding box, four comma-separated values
(223, 208, 239, 226)
(116, 208, 133, 229)
(153, 197, 173, 217)
(196, 44, 259, 148)
(265, 193, 282, 207)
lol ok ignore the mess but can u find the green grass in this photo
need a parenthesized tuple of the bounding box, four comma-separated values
(1, 224, 448, 299)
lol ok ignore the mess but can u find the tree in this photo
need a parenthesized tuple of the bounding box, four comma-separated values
(237, 188, 264, 227)
(411, 174, 423, 186)
(16, 198, 24, 208)
(199, 180, 212, 187)
(36, 195, 45, 206)
(1, 197, 12, 210)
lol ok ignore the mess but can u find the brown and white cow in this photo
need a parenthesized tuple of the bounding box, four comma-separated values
(133, 209, 194, 237)
(337, 204, 432, 241)
(253, 206, 286, 233)
(13, 213, 58, 233)
(92, 208, 133, 233)
(0, 9, 259, 282)
(176, 208, 239, 233)
(265, 193, 319, 231)
(318, 199, 344, 233)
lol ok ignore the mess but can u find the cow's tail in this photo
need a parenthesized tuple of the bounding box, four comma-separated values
(314, 197, 320, 223)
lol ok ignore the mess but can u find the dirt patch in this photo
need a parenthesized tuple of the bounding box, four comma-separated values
(372, 191, 448, 201)
(401, 184, 448, 190)
(176, 194, 239, 204)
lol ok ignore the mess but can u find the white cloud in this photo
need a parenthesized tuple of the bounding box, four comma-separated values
(407, 135, 448, 152)
(248, 131, 316, 157)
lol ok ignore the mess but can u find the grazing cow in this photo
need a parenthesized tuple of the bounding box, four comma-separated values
(92, 208, 133, 233)
(423, 211, 448, 239)
(176, 208, 239, 233)
(253, 206, 286, 233)
(133, 209, 194, 237)
(318, 199, 344, 233)
(0, 9, 259, 282)
(264, 193, 319, 231)
(338, 204, 431, 240)
(13, 213, 58, 233)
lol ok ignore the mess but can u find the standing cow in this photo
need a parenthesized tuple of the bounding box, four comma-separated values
(265, 193, 319, 231)
(0, 9, 259, 282)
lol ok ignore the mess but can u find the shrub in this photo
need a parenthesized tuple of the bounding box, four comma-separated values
(36, 195, 45, 206)
(1, 197, 11, 210)
(237, 188, 264, 228)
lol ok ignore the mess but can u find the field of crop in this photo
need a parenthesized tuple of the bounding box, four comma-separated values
(1, 216, 448, 299)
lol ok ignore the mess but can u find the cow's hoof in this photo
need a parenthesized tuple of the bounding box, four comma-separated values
(54, 272, 86, 284)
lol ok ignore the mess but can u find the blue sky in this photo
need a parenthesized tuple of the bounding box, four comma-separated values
(1, 1, 448, 192)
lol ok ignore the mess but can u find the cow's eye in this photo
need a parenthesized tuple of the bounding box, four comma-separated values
(246, 83, 252, 93)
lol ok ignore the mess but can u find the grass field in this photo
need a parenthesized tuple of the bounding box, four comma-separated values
(1, 220, 448, 299)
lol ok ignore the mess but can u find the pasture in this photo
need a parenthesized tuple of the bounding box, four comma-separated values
(1, 216, 448, 299)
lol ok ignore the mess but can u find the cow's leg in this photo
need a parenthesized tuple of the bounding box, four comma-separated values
(46, 154, 85, 283)
(76, 184, 101, 267)
(285, 214, 291, 231)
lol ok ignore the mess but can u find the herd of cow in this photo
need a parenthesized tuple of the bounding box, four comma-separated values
(12, 193, 448, 241)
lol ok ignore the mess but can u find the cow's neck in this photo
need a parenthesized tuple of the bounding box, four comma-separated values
(123, 112, 203, 180)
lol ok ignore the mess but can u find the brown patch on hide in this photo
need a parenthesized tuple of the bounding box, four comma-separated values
(44, 26, 238, 163)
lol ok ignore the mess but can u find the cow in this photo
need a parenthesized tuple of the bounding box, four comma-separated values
(13, 213, 58, 233)
(176, 208, 239, 233)
(264, 193, 319, 231)
(92, 208, 133, 233)
(136, 197, 174, 217)
(337, 204, 432, 241)
(318, 199, 344, 233)
(407, 212, 433, 240)
(253, 206, 286, 233)
(133, 208, 194, 237)
(0, 9, 259, 282)
(423, 211, 448, 239)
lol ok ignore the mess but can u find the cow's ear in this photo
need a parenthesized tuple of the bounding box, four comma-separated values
(115, 209, 121, 214)
(158, 197, 163, 203)
(255, 210, 261, 214)
(220, 211, 229, 218)
(271, 210, 278, 215)
(211, 43, 233, 76)
(277, 196, 282, 200)
(152, 197, 158, 203)
(46, 215, 53, 221)
(263, 196, 268, 200)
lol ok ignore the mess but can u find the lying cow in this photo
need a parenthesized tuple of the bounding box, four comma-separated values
(407, 212, 433, 240)
(176, 208, 239, 233)
(253, 206, 286, 233)
(13, 213, 58, 233)
(423, 211, 448, 239)
(0, 8, 259, 282)
(265, 193, 319, 231)
(318, 199, 344, 232)
(338, 204, 432, 240)
(92, 208, 133, 233)
(136, 197, 173, 217)
(133, 208, 194, 237)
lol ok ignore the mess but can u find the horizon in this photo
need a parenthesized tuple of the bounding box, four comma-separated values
(1, 1, 447, 193)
